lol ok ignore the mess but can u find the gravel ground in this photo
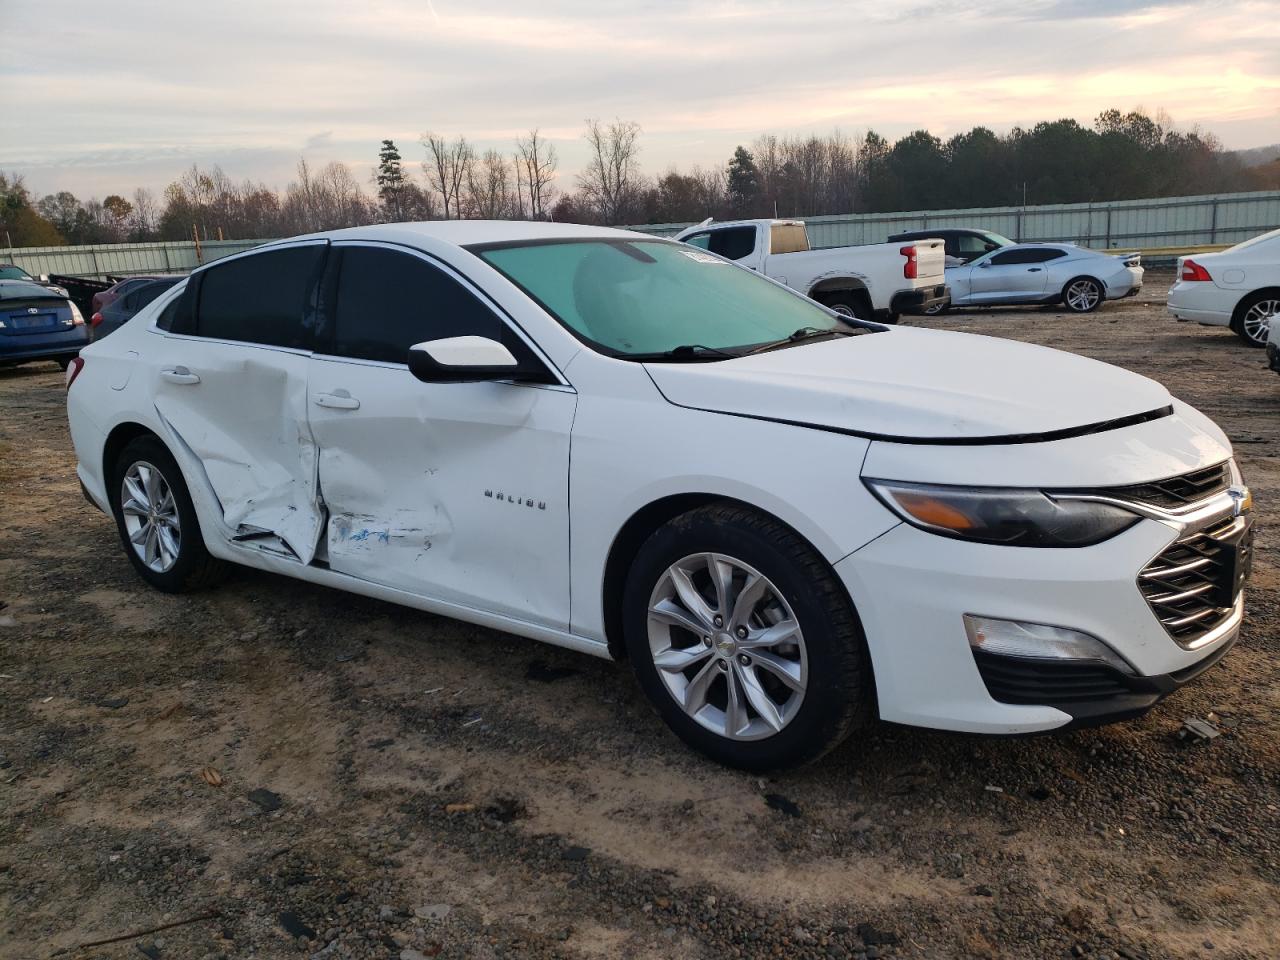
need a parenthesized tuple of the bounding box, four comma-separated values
(1, 271, 1278, 960)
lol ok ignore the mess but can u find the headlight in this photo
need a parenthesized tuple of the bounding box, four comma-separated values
(863, 479, 1140, 547)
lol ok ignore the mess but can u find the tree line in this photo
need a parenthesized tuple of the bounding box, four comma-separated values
(2, 110, 1277, 248)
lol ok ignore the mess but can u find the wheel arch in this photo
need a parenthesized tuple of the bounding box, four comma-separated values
(102, 421, 164, 489)
(600, 493, 855, 661)
(1232, 286, 1280, 322)
(808, 276, 870, 300)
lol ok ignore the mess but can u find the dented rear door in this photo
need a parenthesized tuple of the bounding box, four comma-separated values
(151, 242, 327, 562)
(307, 243, 575, 630)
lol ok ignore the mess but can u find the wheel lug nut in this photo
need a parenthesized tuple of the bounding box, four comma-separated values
(717, 660, 729, 671)
(713, 615, 724, 628)
(702, 636, 712, 647)
(735, 626, 747, 639)
(738, 654, 750, 666)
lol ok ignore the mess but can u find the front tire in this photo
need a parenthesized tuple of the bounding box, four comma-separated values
(1062, 277, 1103, 313)
(1231, 291, 1278, 348)
(110, 436, 229, 593)
(622, 503, 872, 770)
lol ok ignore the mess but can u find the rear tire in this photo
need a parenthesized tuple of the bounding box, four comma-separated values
(622, 503, 873, 770)
(109, 436, 229, 593)
(1230, 291, 1278, 348)
(1062, 276, 1103, 313)
(820, 290, 873, 322)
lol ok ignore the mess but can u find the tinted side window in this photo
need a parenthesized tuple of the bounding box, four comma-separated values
(196, 246, 323, 348)
(989, 249, 1038, 265)
(683, 233, 713, 250)
(705, 227, 756, 261)
(330, 247, 504, 364)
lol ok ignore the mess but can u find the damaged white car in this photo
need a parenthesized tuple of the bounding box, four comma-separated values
(67, 222, 1253, 770)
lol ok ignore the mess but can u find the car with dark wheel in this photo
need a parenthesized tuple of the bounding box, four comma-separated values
(0, 279, 90, 368)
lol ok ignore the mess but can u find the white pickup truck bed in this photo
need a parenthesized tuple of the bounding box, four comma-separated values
(673, 219, 949, 321)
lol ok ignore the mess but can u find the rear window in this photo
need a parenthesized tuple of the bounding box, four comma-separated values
(769, 224, 809, 254)
(195, 245, 324, 348)
(0, 280, 59, 300)
(682, 226, 757, 261)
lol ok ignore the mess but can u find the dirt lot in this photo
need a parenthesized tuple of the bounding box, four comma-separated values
(2, 271, 1278, 960)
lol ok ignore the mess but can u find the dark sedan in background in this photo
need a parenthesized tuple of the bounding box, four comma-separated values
(0, 279, 90, 369)
(888, 227, 1014, 266)
(90, 277, 181, 340)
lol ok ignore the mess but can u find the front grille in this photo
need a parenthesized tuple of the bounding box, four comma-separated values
(1096, 462, 1230, 510)
(1139, 517, 1251, 645)
(973, 651, 1131, 704)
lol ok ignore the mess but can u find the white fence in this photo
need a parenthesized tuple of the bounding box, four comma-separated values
(3, 190, 1277, 278)
(626, 190, 1280, 251)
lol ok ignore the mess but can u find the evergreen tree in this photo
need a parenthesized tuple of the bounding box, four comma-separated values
(726, 145, 760, 214)
(376, 139, 407, 222)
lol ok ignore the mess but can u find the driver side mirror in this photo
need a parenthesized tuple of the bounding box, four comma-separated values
(407, 336, 536, 383)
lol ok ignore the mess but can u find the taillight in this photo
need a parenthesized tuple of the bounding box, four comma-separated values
(90, 312, 104, 327)
(70, 303, 86, 325)
(900, 245, 918, 279)
(1181, 259, 1212, 282)
(65, 356, 85, 390)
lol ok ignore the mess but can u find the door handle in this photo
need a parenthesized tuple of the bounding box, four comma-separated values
(160, 366, 200, 385)
(313, 392, 361, 410)
(1027, 267, 1043, 272)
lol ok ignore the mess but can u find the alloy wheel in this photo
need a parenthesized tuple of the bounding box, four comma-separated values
(1065, 279, 1101, 312)
(1242, 299, 1277, 345)
(646, 553, 808, 741)
(120, 461, 182, 573)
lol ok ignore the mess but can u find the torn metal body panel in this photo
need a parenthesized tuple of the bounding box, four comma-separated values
(307, 356, 576, 630)
(151, 339, 323, 563)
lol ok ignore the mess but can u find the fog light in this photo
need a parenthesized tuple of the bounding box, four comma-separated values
(964, 615, 1134, 674)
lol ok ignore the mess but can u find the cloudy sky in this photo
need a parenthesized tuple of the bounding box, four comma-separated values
(3, 0, 1278, 200)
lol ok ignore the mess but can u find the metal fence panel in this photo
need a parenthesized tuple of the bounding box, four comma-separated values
(626, 190, 1280, 250)
(0, 238, 270, 280)
(3, 191, 1276, 276)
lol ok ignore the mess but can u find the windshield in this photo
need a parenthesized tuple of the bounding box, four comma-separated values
(476, 239, 845, 358)
(0, 280, 60, 300)
(0, 265, 33, 281)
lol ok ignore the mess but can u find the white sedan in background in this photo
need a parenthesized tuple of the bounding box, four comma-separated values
(1168, 228, 1280, 347)
(927, 242, 1143, 314)
(66, 221, 1251, 770)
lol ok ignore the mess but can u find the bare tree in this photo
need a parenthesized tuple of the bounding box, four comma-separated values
(466, 150, 514, 219)
(127, 188, 158, 239)
(578, 118, 642, 224)
(514, 129, 558, 220)
(421, 131, 474, 219)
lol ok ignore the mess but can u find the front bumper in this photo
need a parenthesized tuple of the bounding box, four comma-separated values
(891, 284, 949, 316)
(972, 619, 1236, 728)
(836, 493, 1248, 734)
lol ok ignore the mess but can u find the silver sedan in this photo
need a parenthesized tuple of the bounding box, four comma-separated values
(927, 243, 1144, 314)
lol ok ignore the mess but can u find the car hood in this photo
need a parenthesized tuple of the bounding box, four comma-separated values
(644, 328, 1173, 442)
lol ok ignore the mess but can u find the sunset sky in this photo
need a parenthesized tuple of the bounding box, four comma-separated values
(3, 0, 1278, 199)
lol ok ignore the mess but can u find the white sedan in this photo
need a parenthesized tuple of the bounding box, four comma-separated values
(1168, 228, 1280, 347)
(66, 221, 1252, 769)
(929, 242, 1143, 313)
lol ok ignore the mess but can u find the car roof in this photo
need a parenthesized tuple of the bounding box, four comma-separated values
(271, 220, 650, 250)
